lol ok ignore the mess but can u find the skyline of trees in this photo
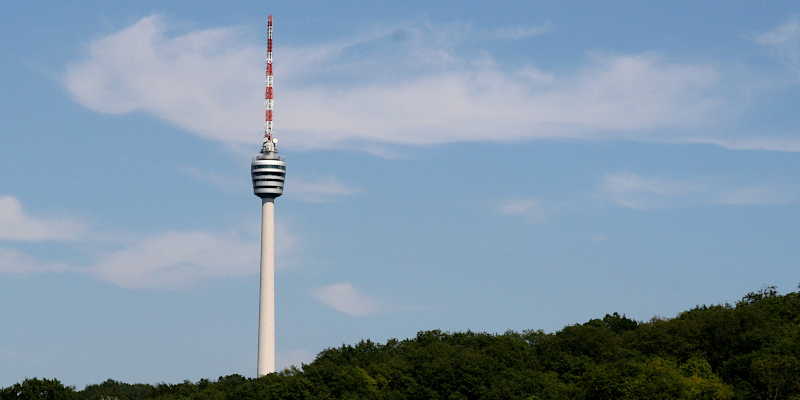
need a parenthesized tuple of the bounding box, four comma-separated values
(3, 285, 799, 399)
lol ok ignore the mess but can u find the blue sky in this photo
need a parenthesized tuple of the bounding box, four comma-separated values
(2, 0, 800, 388)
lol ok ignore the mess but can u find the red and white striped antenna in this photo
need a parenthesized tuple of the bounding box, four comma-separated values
(262, 14, 277, 152)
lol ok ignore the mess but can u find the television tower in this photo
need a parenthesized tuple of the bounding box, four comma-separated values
(252, 14, 285, 376)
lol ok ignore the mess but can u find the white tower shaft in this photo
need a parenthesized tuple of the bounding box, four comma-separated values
(252, 13, 284, 377)
(257, 198, 276, 376)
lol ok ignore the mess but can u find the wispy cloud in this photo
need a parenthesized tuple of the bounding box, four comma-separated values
(756, 17, 800, 46)
(599, 172, 700, 210)
(88, 221, 299, 289)
(0, 193, 301, 288)
(754, 17, 800, 79)
(491, 23, 553, 40)
(90, 231, 259, 289)
(180, 166, 245, 193)
(688, 137, 800, 153)
(290, 177, 360, 203)
(497, 198, 547, 222)
(0, 248, 69, 274)
(716, 186, 796, 206)
(0, 196, 86, 241)
(66, 16, 759, 151)
(312, 282, 379, 317)
(64, 16, 257, 146)
(598, 172, 798, 210)
(0, 223, 299, 289)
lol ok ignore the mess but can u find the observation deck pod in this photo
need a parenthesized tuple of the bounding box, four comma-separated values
(252, 152, 286, 199)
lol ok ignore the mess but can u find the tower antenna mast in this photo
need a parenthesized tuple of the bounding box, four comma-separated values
(263, 15, 277, 152)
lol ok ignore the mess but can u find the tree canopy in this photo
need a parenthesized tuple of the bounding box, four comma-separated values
(3, 286, 799, 399)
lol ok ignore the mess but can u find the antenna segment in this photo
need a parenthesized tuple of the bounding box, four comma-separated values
(262, 15, 277, 153)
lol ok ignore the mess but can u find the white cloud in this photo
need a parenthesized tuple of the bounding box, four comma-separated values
(65, 16, 748, 151)
(276, 224, 300, 262)
(717, 186, 796, 206)
(0, 223, 300, 288)
(599, 172, 700, 209)
(87, 220, 300, 289)
(0, 196, 86, 241)
(755, 17, 800, 46)
(91, 231, 259, 289)
(599, 172, 797, 209)
(516, 66, 556, 85)
(180, 166, 244, 193)
(755, 17, 800, 78)
(282, 52, 719, 148)
(312, 282, 379, 317)
(498, 198, 547, 222)
(65, 16, 258, 145)
(289, 177, 360, 203)
(0, 193, 302, 288)
(688, 137, 800, 153)
(0, 248, 69, 274)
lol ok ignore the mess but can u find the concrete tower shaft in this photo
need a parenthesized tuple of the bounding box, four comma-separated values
(257, 197, 276, 375)
(252, 152, 285, 377)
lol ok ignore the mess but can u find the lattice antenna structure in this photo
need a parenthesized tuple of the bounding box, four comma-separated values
(262, 14, 277, 153)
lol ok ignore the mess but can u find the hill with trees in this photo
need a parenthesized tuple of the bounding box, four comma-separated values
(3, 286, 799, 400)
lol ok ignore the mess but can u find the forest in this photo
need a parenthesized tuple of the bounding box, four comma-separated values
(2, 286, 799, 400)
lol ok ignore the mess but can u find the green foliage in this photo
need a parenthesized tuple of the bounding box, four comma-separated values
(0, 378, 77, 400)
(3, 287, 800, 399)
